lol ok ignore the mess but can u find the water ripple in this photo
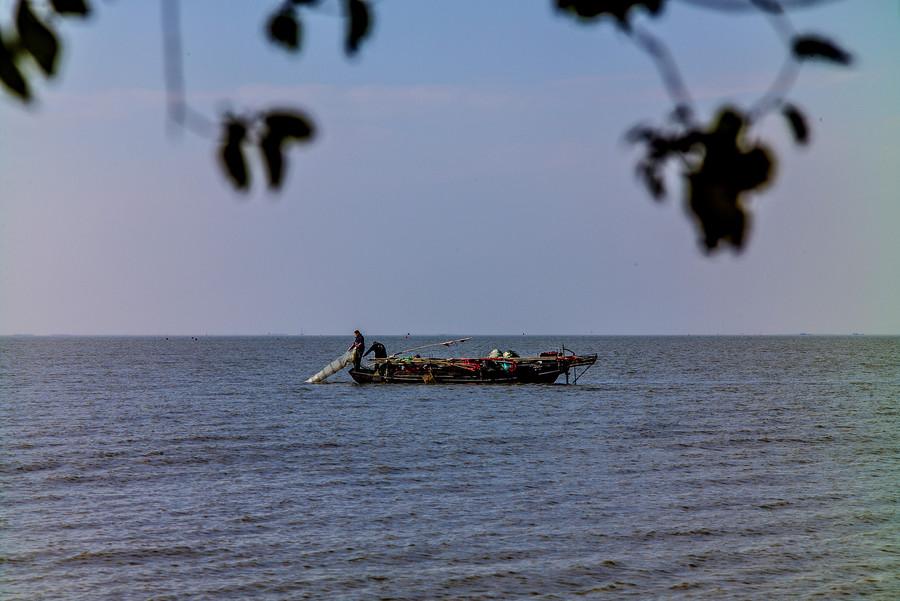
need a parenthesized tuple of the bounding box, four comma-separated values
(1, 335, 898, 599)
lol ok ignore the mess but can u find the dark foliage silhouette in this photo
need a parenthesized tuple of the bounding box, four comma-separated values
(16, 0, 60, 77)
(219, 110, 316, 191)
(792, 34, 852, 64)
(265, 0, 373, 57)
(555, 0, 664, 28)
(630, 108, 775, 250)
(0, 0, 854, 253)
(0, 0, 89, 101)
(555, 0, 851, 251)
(220, 118, 251, 191)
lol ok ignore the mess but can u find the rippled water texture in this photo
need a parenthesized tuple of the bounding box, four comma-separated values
(2, 336, 898, 599)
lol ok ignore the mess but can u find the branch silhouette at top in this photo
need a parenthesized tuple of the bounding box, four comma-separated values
(0, 0, 853, 253)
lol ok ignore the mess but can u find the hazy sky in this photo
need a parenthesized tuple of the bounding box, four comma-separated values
(1, 0, 898, 335)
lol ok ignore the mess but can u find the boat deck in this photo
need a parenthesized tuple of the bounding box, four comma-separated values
(350, 353, 597, 385)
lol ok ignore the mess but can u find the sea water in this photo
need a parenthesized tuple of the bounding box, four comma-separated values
(1, 336, 898, 599)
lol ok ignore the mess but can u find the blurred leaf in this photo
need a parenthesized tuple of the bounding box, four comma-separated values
(687, 172, 748, 251)
(290, 0, 321, 4)
(264, 110, 315, 141)
(626, 124, 657, 144)
(260, 134, 285, 189)
(707, 107, 745, 147)
(219, 118, 250, 191)
(258, 110, 316, 189)
(671, 103, 693, 125)
(734, 146, 774, 191)
(631, 106, 776, 251)
(792, 35, 852, 65)
(782, 103, 809, 145)
(16, 0, 60, 77)
(637, 161, 666, 199)
(267, 8, 301, 52)
(555, 0, 665, 28)
(50, 0, 91, 17)
(0, 33, 31, 102)
(556, 0, 607, 19)
(345, 0, 371, 56)
(684, 108, 775, 251)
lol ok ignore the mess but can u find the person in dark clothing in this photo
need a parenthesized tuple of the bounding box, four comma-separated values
(363, 341, 387, 359)
(364, 341, 388, 376)
(349, 330, 365, 370)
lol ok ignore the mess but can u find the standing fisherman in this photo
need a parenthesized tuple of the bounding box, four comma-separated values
(349, 329, 365, 370)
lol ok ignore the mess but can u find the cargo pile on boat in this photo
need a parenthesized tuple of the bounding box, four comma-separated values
(355, 347, 596, 385)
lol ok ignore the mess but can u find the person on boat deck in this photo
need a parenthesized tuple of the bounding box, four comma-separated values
(363, 341, 387, 360)
(349, 330, 365, 370)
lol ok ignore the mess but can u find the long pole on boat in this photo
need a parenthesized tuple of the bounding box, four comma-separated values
(390, 337, 472, 358)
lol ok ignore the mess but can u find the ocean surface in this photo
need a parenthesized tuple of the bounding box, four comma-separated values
(1, 335, 898, 600)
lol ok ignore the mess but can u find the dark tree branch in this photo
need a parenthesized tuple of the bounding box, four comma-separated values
(160, 0, 214, 138)
(675, 0, 842, 12)
(0, 0, 857, 251)
(748, 51, 799, 119)
(628, 24, 696, 125)
(161, 0, 185, 130)
(747, 0, 801, 119)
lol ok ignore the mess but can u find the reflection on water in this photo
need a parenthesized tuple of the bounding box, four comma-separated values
(1, 336, 898, 599)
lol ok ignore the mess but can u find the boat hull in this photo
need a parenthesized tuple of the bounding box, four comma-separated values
(348, 354, 595, 385)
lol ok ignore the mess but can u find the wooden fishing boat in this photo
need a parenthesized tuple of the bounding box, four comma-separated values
(346, 338, 597, 385)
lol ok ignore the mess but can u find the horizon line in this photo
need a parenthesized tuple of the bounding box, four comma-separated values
(1, 332, 895, 338)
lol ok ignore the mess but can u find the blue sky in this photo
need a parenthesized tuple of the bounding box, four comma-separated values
(1, 0, 898, 335)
